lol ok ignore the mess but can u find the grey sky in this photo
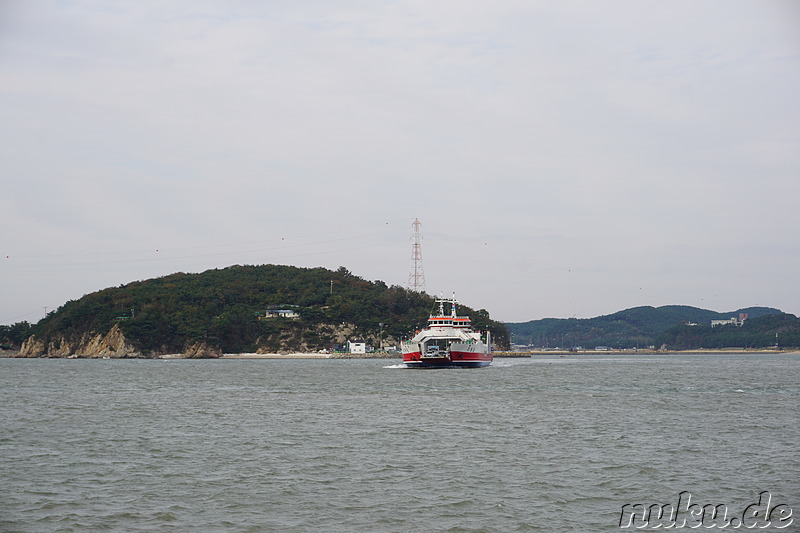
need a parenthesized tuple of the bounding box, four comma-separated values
(1, 0, 798, 324)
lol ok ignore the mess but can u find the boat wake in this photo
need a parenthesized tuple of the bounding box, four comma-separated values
(383, 364, 407, 369)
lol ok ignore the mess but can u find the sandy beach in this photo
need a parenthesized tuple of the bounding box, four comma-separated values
(220, 353, 332, 359)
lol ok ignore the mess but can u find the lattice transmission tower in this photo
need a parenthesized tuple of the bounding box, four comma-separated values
(407, 218, 426, 292)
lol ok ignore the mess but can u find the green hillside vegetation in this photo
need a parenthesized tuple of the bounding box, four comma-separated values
(0, 321, 32, 349)
(18, 264, 509, 355)
(656, 313, 800, 349)
(505, 305, 788, 349)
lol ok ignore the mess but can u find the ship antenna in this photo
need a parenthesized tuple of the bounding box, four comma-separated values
(407, 218, 426, 292)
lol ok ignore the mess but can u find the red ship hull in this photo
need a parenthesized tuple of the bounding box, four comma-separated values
(402, 350, 492, 369)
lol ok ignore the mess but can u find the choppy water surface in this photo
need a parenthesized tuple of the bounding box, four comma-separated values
(1, 354, 798, 531)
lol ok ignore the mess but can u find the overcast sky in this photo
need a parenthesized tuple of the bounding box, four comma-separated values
(1, 0, 798, 325)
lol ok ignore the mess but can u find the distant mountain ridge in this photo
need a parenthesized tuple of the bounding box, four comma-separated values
(505, 305, 784, 348)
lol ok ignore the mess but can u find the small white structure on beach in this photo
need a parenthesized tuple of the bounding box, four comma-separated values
(347, 341, 366, 354)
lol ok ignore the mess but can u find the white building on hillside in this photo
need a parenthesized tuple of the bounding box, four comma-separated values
(261, 309, 300, 319)
(711, 313, 748, 327)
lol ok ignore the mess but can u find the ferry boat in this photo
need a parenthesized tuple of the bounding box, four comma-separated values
(401, 296, 493, 368)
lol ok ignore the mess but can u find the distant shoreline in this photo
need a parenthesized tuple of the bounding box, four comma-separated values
(165, 349, 800, 359)
(496, 348, 799, 356)
(219, 352, 536, 359)
(2, 349, 798, 359)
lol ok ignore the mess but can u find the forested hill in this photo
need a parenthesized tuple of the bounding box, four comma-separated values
(656, 313, 800, 350)
(11, 264, 509, 356)
(505, 305, 787, 349)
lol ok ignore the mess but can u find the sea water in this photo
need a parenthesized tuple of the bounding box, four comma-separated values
(1, 354, 798, 532)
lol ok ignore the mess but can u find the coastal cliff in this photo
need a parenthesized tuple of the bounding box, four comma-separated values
(19, 324, 141, 358)
(17, 321, 398, 358)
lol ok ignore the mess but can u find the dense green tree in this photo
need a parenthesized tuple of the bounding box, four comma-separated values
(0, 321, 32, 348)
